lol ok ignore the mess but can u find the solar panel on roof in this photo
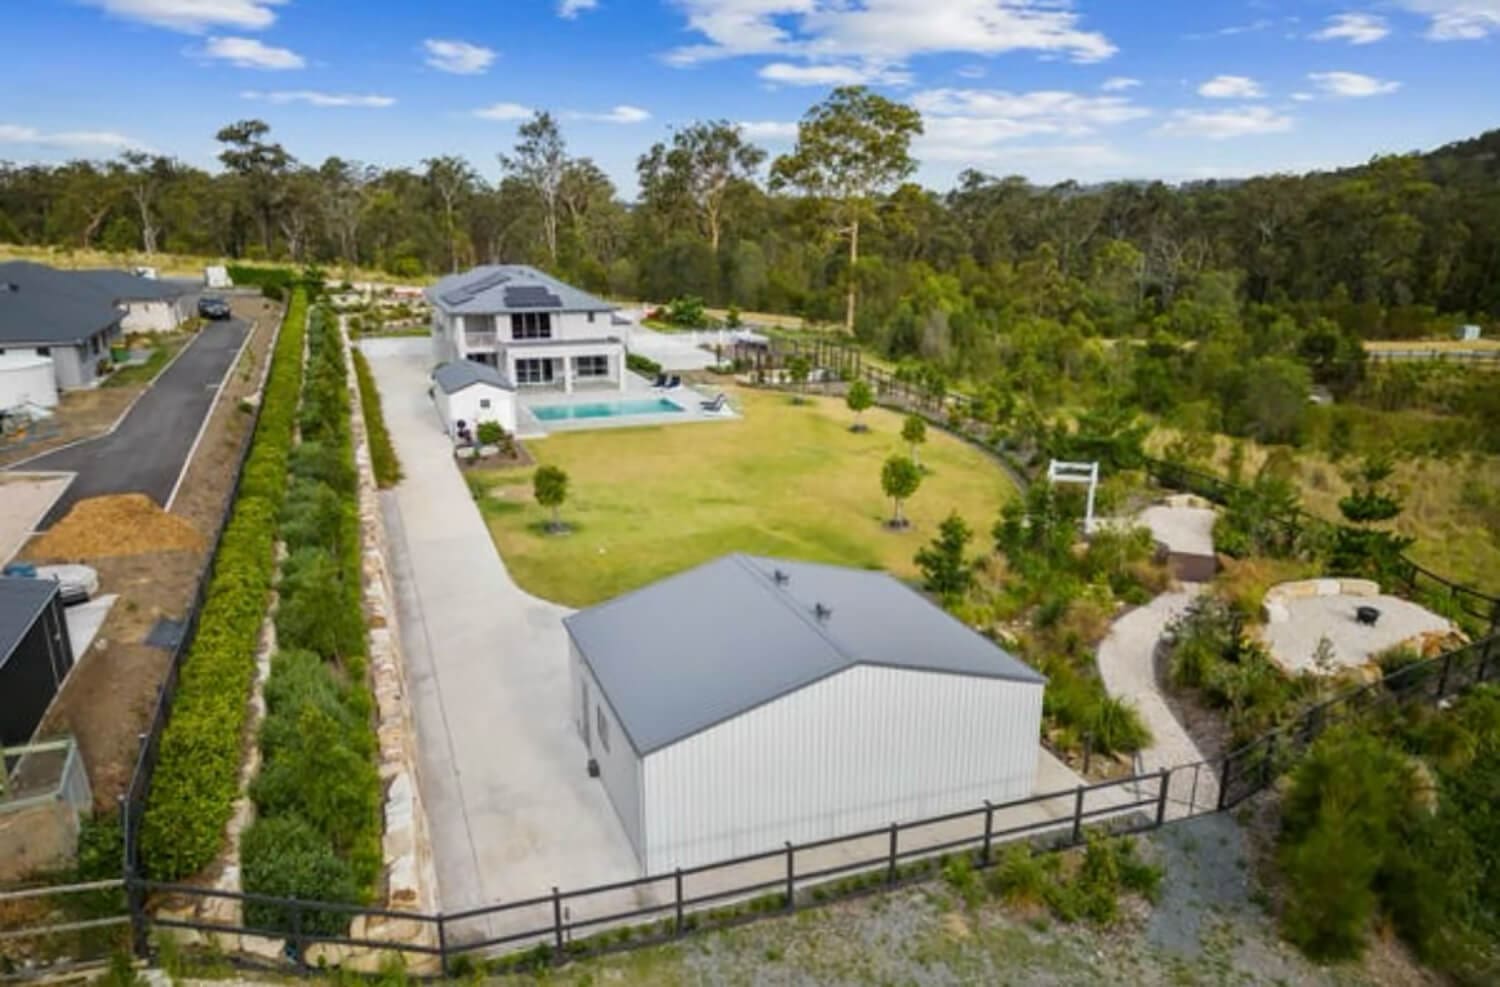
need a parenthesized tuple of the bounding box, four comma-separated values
(504, 285, 562, 308)
(465, 271, 511, 294)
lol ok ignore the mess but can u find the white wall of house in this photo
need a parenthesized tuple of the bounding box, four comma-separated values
(505, 341, 626, 393)
(433, 382, 517, 437)
(4, 325, 119, 389)
(637, 665, 1043, 873)
(570, 640, 646, 857)
(120, 299, 182, 334)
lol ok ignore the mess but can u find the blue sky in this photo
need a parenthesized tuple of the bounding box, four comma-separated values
(1, 1, 1497, 194)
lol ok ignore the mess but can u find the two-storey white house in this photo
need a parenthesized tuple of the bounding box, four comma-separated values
(427, 266, 625, 393)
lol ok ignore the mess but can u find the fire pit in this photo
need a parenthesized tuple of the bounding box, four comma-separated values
(1355, 605, 1382, 627)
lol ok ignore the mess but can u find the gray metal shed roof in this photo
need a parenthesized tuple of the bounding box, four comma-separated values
(0, 263, 123, 345)
(0, 578, 59, 667)
(426, 265, 614, 316)
(432, 360, 515, 393)
(563, 554, 1044, 756)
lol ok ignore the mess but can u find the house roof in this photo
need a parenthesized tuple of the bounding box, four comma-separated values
(0, 263, 123, 345)
(563, 554, 1044, 756)
(0, 578, 59, 667)
(432, 360, 515, 393)
(69, 268, 188, 302)
(427, 265, 614, 316)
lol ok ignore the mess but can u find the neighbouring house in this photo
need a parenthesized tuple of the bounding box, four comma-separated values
(0, 578, 75, 747)
(1457, 323, 1482, 342)
(427, 266, 625, 393)
(431, 360, 518, 438)
(564, 554, 1046, 874)
(70, 268, 193, 332)
(0, 266, 124, 390)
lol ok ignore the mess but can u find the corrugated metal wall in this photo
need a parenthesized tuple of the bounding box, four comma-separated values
(640, 665, 1042, 873)
(569, 640, 645, 861)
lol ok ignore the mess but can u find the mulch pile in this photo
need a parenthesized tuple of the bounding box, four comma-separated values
(26, 494, 205, 560)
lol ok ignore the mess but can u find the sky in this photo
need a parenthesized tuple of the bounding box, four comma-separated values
(1, 1, 1497, 195)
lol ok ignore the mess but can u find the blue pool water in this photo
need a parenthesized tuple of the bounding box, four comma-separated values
(532, 397, 685, 422)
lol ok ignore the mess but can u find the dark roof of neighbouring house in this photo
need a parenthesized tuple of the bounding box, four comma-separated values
(432, 360, 515, 393)
(69, 268, 188, 302)
(426, 265, 614, 315)
(563, 554, 1044, 756)
(0, 578, 59, 666)
(0, 263, 123, 345)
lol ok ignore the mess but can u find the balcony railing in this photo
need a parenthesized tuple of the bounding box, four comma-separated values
(464, 332, 498, 348)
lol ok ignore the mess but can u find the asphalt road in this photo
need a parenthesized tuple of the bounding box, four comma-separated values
(25, 318, 249, 528)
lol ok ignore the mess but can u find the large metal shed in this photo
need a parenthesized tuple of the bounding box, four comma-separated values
(563, 554, 1045, 874)
(0, 578, 75, 747)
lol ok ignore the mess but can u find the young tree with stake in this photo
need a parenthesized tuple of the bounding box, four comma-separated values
(902, 413, 927, 467)
(534, 464, 570, 534)
(846, 378, 873, 432)
(881, 455, 922, 529)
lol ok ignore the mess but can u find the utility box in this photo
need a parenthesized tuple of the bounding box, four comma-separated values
(1457, 324, 1482, 342)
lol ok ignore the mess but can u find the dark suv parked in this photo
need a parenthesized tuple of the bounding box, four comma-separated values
(198, 296, 232, 320)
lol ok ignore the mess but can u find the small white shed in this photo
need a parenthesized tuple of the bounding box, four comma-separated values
(1457, 324, 1482, 342)
(564, 554, 1046, 874)
(431, 360, 517, 439)
(0, 353, 60, 409)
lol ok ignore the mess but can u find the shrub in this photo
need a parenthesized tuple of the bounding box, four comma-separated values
(140, 290, 308, 880)
(476, 420, 506, 447)
(987, 844, 1049, 906)
(352, 348, 402, 488)
(250, 702, 380, 858)
(241, 816, 360, 936)
(276, 547, 365, 661)
(626, 352, 661, 376)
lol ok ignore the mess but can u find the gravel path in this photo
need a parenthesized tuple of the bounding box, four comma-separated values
(1096, 588, 1213, 809)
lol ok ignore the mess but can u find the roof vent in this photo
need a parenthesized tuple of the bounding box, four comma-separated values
(813, 602, 833, 622)
(772, 569, 790, 586)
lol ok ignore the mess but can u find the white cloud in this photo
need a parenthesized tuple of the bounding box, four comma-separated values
(1291, 92, 1315, 102)
(0, 123, 149, 150)
(955, 64, 987, 79)
(737, 120, 798, 141)
(1308, 71, 1401, 97)
(1100, 76, 1141, 91)
(1397, 1, 1500, 40)
(1156, 105, 1293, 139)
(919, 142, 1130, 173)
(474, 102, 534, 121)
(81, 0, 286, 33)
(567, 105, 652, 124)
(1185, 19, 1273, 40)
(758, 61, 911, 86)
(558, 0, 598, 17)
(1310, 13, 1390, 44)
(664, 0, 1116, 69)
(423, 38, 496, 75)
(199, 36, 304, 69)
(241, 90, 395, 107)
(911, 87, 1148, 167)
(1197, 75, 1264, 99)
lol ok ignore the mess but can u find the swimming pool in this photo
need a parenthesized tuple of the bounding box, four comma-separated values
(531, 397, 685, 422)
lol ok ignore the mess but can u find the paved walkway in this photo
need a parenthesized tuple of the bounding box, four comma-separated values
(363, 344, 644, 927)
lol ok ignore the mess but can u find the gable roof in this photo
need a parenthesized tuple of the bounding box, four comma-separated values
(432, 360, 515, 393)
(563, 554, 1043, 756)
(427, 265, 613, 316)
(0, 578, 59, 667)
(69, 268, 187, 302)
(0, 263, 122, 345)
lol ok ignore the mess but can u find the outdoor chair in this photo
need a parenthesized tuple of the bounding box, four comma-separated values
(666, 375, 682, 389)
(652, 373, 669, 388)
(700, 393, 728, 413)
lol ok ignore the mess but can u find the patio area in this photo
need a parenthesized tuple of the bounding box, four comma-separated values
(516, 371, 739, 436)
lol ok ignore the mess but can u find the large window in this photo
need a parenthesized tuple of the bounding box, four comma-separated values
(514, 358, 555, 385)
(574, 354, 609, 378)
(510, 312, 552, 340)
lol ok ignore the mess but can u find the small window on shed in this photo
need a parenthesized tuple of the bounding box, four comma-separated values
(479, 398, 491, 409)
(597, 706, 610, 752)
(587, 311, 596, 324)
(35, 346, 49, 357)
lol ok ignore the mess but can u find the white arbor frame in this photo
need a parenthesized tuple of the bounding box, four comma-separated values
(1048, 459, 1100, 530)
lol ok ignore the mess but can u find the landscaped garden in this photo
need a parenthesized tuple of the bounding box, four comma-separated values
(465, 385, 1018, 607)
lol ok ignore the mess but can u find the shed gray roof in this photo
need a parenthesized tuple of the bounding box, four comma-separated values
(0, 578, 59, 666)
(432, 360, 515, 393)
(70, 269, 188, 302)
(563, 554, 1044, 756)
(427, 265, 614, 316)
(0, 262, 122, 345)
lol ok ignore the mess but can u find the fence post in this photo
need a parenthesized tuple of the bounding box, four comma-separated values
(1155, 769, 1170, 826)
(981, 800, 995, 867)
(288, 897, 305, 969)
(436, 913, 449, 978)
(674, 869, 684, 934)
(1082, 735, 1092, 776)
(1437, 650, 1453, 700)
(1070, 786, 1085, 845)
(1216, 757, 1232, 811)
(551, 886, 563, 960)
(1260, 734, 1277, 792)
(887, 823, 899, 885)
(784, 842, 795, 913)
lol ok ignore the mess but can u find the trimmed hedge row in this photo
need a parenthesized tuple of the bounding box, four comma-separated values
(351, 348, 403, 488)
(139, 288, 309, 881)
(242, 304, 383, 929)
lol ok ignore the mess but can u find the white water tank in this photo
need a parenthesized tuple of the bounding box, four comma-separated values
(0, 353, 59, 409)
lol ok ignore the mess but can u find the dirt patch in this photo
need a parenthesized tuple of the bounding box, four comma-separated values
(0, 387, 137, 468)
(26, 297, 280, 812)
(24, 494, 204, 560)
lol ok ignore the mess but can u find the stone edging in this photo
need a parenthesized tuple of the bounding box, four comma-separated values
(1263, 578, 1380, 624)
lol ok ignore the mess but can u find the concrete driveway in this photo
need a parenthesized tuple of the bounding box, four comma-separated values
(19, 319, 249, 527)
(362, 341, 642, 929)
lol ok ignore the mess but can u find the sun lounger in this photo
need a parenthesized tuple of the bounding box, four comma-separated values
(700, 393, 728, 413)
(651, 373, 669, 388)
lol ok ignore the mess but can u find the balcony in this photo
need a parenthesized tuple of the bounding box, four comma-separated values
(464, 331, 498, 349)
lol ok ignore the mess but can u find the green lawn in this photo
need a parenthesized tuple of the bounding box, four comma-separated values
(103, 335, 189, 388)
(469, 386, 1019, 607)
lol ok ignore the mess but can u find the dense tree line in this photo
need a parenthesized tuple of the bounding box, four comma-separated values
(3, 89, 1498, 362)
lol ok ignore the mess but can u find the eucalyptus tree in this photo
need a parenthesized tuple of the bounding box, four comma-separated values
(424, 155, 481, 272)
(638, 121, 765, 253)
(215, 119, 293, 255)
(499, 112, 569, 264)
(771, 87, 922, 334)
